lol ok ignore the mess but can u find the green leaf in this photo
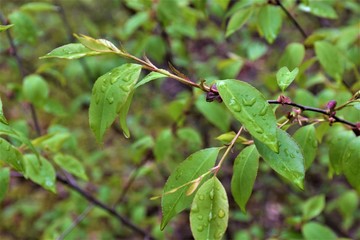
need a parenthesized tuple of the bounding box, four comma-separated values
(215, 0, 230, 10)
(8, 11, 37, 44)
(226, 7, 253, 37)
(315, 41, 344, 81)
(161, 147, 221, 230)
(118, 90, 134, 138)
(190, 177, 229, 240)
(0, 137, 25, 173)
(20, 2, 57, 12)
(22, 74, 49, 108)
(278, 43, 305, 70)
(276, 67, 299, 92)
(24, 154, 56, 193)
(75, 34, 120, 53)
(123, 11, 149, 37)
(135, 71, 167, 88)
(302, 195, 325, 221)
(216, 79, 279, 152)
(328, 131, 355, 175)
(34, 132, 71, 152)
(302, 222, 337, 240)
(231, 145, 259, 212)
(341, 137, 360, 192)
(335, 190, 358, 230)
(54, 154, 88, 181)
(299, 2, 338, 19)
(254, 128, 305, 189)
(89, 64, 142, 142)
(154, 129, 174, 163)
(293, 125, 317, 170)
(195, 96, 230, 132)
(0, 167, 10, 203)
(0, 96, 8, 124)
(0, 24, 14, 32)
(40, 43, 102, 59)
(257, 5, 282, 43)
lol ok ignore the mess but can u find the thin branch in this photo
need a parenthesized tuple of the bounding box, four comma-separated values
(56, 174, 155, 240)
(274, 0, 308, 39)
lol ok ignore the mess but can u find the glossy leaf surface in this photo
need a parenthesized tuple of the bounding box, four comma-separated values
(276, 67, 299, 92)
(190, 177, 228, 240)
(254, 128, 305, 189)
(216, 79, 278, 152)
(75, 34, 120, 53)
(40, 43, 101, 59)
(89, 64, 141, 142)
(231, 145, 259, 212)
(293, 125, 317, 170)
(161, 148, 220, 229)
(54, 154, 88, 181)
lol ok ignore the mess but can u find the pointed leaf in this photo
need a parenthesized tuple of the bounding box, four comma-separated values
(231, 145, 259, 212)
(315, 41, 344, 81)
(40, 43, 101, 59)
(89, 64, 141, 142)
(54, 154, 88, 181)
(226, 7, 253, 37)
(302, 195, 325, 221)
(299, 2, 338, 19)
(0, 167, 10, 203)
(0, 137, 25, 173)
(0, 24, 13, 32)
(190, 177, 229, 240)
(161, 147, 221, 229)
(254, 128, 305, 189)
(256, 5, 282, 43)
(293, 125, 317, 170)
(302, 222, 337, 240)
(341, 137, 360, 192)
(24, 154, 56, 193)
(135, 72, 167, 88)
(75, 34, 120, 53)
(216, 79, 279, 152)
(276, 67, 299, 92)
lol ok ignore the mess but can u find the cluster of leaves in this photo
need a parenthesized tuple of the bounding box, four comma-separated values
(1, 0, 359, 239)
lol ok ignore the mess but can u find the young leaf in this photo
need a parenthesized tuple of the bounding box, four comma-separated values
(302, 195, 325, 221)
(24, 154, 56, 193)
(75, 34, 120, 53)
(190, 177, 229, 240)
(256, 5, 282, 44)
(0, 96, 8, 124)
(0, 167, 10, 203)
(341, 137, 360, 192)
(22, 74, 49, 107)
(216, 79, 279, 152)
(231, 145, 259, 212)
(226, 7, 253, 37)
(161, 147, 221, 230)
(329, 131, 355, 174)
(89, 64, 141, 142)
(0, 24, 14, 32)
(315, 41, 344, 81)
(276, 67, 299, 92)
(302, 222, 337, 240)
(0, 137, 25, 173)
(54, 154, 88, 181)
(293, 125, 317, 170)
(278, 43, 305, 70)
(135, 71, 167, 88)
(40, 43, 101, 59)
(254, 128, 305, 189)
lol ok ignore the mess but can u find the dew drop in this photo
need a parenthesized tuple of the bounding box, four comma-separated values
(242, 97, 256, 107)
(95, 95, 101, 104)
(254, 126, 264, 134)
(218, 209, 225, 218)
(208, 212, 213, 221)
(120, 84, 131, 92)
(229, 99, 241, 112)
(107, 96, 114, 104)
(209, 190, 214, 200)
(197, 226, 204, 232)
(110, 77, 118, 84)
(123, 76, 131, 82)
(259, 104, 267, 116)
(197, 215, 203, 220)
(215, 231, 223, 239)
(192, 203, 199, 213)
(101, 84, 107, 92)
(290, 153, 295, 158)
(45, 180, 53, 187)
(199, 194, 205, 200)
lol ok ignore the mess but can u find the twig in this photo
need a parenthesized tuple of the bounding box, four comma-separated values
(274, 0, 308, 38)
(56, 174, 155, 240)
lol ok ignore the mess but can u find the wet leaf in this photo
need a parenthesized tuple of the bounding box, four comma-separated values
(0, 137, 25, 173)
(276, 67, 299, 92)
(40, 43, 101, 59)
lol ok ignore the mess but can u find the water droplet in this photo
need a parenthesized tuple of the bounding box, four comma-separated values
(5, 144, 11, 151)
(208, 212, 213, 221)
(284, 148, 290, 156)
(101, 84, 107, 92)
(290, 153, 295, 158)
(229, 98, 241, 112)
(110, 77, 118, 84)
(242, 97, 256, 107)
(175, 170, 182, 180)
(254, 126, 264, 134)
(107, 96, 114, 104)
(120, 84, 131, 92)
(215, 231, 223, 238)
(199, 194, 205, 200)
(259, 104, 267, 116)
(192, 203, 199, 213)
(197, 226, 204, 232)
(45, 180, 53, 187)
(209, 190, 214, 200)
(123, 76, 131, 82)
(218, 209, 225, 218)
(197, 215, 203, 220)
(95, 95, 101, 104)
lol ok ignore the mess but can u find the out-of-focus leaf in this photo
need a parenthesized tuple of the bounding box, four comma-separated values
(34, 132, 71, 152)
(215, 131, 249, 145)
(190, 177, 228, 240)
(299, 2, 338, 19)
(328, 131, 355, 174)
(226, 7, 253, 37)
(335, 191, 359, 230)
(216, 79, 279, 152)
(293, 125, 317, 170)
(161, 148, 220, 229)
(302, 195, 325, 221)
(254, 128, 305, 189)
(0, 24, 14, 32)
(341, 137, 360, 192)
(20, 2, 57, 12)
(0, 167, 10, 203)
(154, 128, 173, 163)
(231, 145, 259, 212)
(256, 5, 282, 43)
(24, 154, 56, 193)
(54, 154, 88, 181)
(123, 11, 149, 37)
(135, 72, 167, 88)
(276, 67, 299, 92)
(278, 43, 305, 70)
(9, 11, 37, 44)
(22, 74, 49, 108)
(40, 43, 102, 59)
(315, 41, 344, 81)
(89, 64, 141, 142)
(302, 222, 337, 240)
(0, 137, 25, 173)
